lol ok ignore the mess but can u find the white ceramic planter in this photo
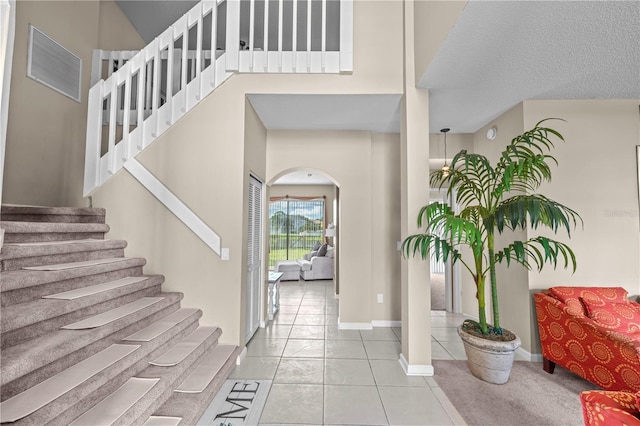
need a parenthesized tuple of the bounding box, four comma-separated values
(458, 325, 522, 384)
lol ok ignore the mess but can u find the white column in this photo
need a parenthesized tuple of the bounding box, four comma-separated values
(399, 0, 432, 376)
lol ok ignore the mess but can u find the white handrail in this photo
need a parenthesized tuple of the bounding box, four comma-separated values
(84, 0, 232, 197)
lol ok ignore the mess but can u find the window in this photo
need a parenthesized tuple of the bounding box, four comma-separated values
(269, 197, 325, 267)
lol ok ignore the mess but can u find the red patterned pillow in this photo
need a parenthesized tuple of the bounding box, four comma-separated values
(549, 287, 629, 317)
(582, 298, 640, 335)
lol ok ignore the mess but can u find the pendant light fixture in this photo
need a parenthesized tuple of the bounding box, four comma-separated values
(441, 127, 451, 177)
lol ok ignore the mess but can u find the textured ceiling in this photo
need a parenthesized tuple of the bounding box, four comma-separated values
(420, 0, 640, 133)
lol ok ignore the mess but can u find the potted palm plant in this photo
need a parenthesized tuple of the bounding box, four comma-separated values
(402, 119, 581, 384)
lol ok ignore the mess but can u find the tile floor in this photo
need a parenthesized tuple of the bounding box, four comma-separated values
(224, 279, 469, 425)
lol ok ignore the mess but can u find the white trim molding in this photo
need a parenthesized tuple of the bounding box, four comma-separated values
(338, 320, 373, 330)
(236, 346, 248, 365)
(399, 353, 434, 376)
(517, 347, 542, 362)
(372, 320, 401, 328)
(124, 159, 222, 257)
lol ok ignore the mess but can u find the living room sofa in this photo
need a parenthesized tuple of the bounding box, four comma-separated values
(298, 245, 334, 280)
(534, 286, 640, 392)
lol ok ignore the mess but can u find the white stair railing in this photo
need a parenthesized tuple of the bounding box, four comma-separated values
(227, 0, 353, 73)
(84, 0, 232, 197)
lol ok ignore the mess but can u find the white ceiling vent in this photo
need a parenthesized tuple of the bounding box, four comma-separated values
(27, 25, 81, 102)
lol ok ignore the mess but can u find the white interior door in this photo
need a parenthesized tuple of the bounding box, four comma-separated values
(246, 175, 263, 341)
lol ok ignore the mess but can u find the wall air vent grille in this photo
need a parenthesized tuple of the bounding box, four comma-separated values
(27, 25, 81, 102)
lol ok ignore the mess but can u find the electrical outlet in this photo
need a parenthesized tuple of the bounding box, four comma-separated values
(221, 248, 230, 260)
(377, 293, 383, 303)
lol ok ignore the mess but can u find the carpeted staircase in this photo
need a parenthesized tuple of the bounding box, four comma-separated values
(0, 205, 240, 425)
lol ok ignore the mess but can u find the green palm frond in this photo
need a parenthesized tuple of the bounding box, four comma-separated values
(494, 236, 577, 272)
(490, 194, 582, 235)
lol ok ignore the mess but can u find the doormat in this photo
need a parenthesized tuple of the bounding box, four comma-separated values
(197, 380, 271, 426)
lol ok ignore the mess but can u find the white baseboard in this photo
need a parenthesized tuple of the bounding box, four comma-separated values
(399, 353, 434, 376)
(372, 320, 401, 328)
(338, 320, 373, 330)
(236, 346, 248, 365)
(515, 346, 542, 362)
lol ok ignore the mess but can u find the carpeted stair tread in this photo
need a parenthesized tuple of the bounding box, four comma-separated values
(150, 326, 218, 367)
(44, 276, 148, 300)
(175, 344, 237, 393)
(1, 205, 106, 223)
(152, 346, 240, 425)
(1, 221, 109, 234)
(0, 344, 139, 423)
(62, 297, 165, 329)
(1, 257, 146, 293)
(1, 276, 162, 334)
(1, 292, 183, 388)
(125, 308, 200, 342)
(143, 415, 182, 426)
(23, 257, 125, 271)
(69, 377, 160, 426)
(4, 238, 107, 247)
(1, 240, 127, 271)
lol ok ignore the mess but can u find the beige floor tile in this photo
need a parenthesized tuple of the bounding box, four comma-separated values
(363, 340, 401, 360)
(324, 385, 387, 425)
(369, 359, 428, 387)
(325, 358, 375, 385)
(391, 327, 401, 339)
(289, 325, 325, 340)
(378, 386, 455, 425)
(301, 298, 326, 306)
(228, 356, 280, 380)
(298, 304, 327, 315)
(260, 384, 324, 424)
(246, 338, 287, 357)
(277, 305, 300, 314)
(325, 326, 361, 340)
(325, 315, 338, 326)
(272, 313, 297, 325)
(295, 314, 326, 326)
(274, 358, 324, 384)
(325, 339, 367, 359)
(440, 341, 467, 360)
(360, 328, 399, 341)
(432, 342, 455, 360)
(431, 385, 468, 425)
(252, 324, 292, 339)
(283, 339, 325, 358)
(279, 297, 303, 306)
(431, 327, 462, 342)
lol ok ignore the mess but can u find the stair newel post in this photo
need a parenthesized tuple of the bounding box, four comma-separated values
(134, 54, 145, 151)
(194, 4, 204, 101)
(225, 0, 240, 72)
(210, 1, 218, 87)
(321, 0, 326, 72)
(106, 74, 118, 176)
(84, 80, 105, 196)
(179, 18, 188, 113)
(121, 62, 132, 163)
(340, 0, 353, 72)
(150, 39, 161, 139)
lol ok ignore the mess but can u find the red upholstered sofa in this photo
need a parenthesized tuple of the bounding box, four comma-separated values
(580, 390, 640, 425)
(534, 286, 640, 392)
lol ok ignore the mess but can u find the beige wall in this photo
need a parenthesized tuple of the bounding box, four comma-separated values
(3, 0, 143, 207)
(267, 130, 381, 325)
(523, 100, 640, 354)
(91, 0, 405, 347)
(414, 0, 468, 85)
(371, 133, 401, 322)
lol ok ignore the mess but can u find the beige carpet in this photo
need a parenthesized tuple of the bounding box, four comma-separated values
(433, 360, 599, 426)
